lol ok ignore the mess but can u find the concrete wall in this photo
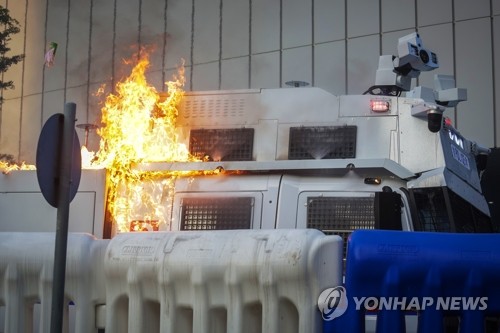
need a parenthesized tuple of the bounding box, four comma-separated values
(1, 0, 499, 163)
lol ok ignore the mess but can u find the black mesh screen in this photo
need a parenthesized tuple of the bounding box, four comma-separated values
(180, 197, 253, 230)
(288, 126, 357, 160)
(411, 187, 494, 233)
(411, 188, 451, 232)
(189, 128, 254, 161)
(307, 196, 375, 258)
(448, 190, 493, 233)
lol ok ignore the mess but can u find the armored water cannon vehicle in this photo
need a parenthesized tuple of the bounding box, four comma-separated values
(132, 33, 494, 245)
(0, 31, 492, 243)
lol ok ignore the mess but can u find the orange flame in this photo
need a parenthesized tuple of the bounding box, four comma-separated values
(88, 53, 203, 233)
(81, 145, 99, 169)
(2, 52, 203, 234)
(0, 161, 36, 174)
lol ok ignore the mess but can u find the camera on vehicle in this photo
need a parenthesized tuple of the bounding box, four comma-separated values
(396, 32, 439, 74)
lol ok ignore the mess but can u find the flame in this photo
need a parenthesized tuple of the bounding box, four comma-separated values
(2, 52, 207, 233)
(0, 161, 36, 174)
(81, 145, 99, 169)
(88, 52, 205, 233)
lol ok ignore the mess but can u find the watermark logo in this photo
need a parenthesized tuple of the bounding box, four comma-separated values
(317, 286, 348, 321)
(353, 296, 488, 311)
(318, 286, 488, 320)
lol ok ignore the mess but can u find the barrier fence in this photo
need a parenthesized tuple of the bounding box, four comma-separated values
(325, 230, 500, 333)
(4, 229, 500, 333)
(0, 233, 108, 333)
(0, 229, 342, 333)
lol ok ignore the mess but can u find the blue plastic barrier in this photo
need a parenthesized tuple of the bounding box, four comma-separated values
(324, 230, 500, 333)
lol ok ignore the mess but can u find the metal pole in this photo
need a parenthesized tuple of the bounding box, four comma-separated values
(50, 103, 77, 333)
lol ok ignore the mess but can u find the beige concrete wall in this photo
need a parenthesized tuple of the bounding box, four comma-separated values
(1, 0, 499, 163)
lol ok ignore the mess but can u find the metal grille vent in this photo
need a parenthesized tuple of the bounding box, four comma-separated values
(189, 128, 254, 161)
(182, 98, 246, 119)
(180, 197, 253, 230)
(307, 196, 375, 258)
(288, 126, 357, 160)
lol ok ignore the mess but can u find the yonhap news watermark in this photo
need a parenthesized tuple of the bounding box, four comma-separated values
(318, 286, 488, 321)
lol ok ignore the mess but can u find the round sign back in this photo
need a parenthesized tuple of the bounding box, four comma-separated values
(36, 113, 82, 208)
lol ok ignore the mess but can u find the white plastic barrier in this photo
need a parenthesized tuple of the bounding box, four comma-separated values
(104, 229, 342, 333)
(0, 230, 342, 332)
(0, 233, 109, 333)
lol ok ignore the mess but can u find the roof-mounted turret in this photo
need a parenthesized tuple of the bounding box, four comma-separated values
(365, 31, 467, 133)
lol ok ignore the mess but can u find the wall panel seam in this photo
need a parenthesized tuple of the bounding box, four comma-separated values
(18, 0, 28, 161)
(41, 0, 49, 128)
(452, 0, 457, 127)
(138, 0, 142, 56)
(189, 0, 195, 91)
(64, 0, 71, 104)
(161, 0, 168, 91)
(218, 0, 222, 90)
(248, 0, 252, 89)
(111, 0, 117, 88)
(344, 0, 348, 94)
(490, 0, 497, 146)
(85, 0, 94, 124)
(279, 0, 282, 87)
(311, 0, 315, 87)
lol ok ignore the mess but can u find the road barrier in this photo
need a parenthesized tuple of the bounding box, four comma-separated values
(0, 233, 108, 333)
(325, 230, 500, 333)
(0, 229, 342, 333)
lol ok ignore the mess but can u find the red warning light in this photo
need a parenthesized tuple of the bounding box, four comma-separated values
(370, 99, 390, 112)
(444, 117, 453, 127)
